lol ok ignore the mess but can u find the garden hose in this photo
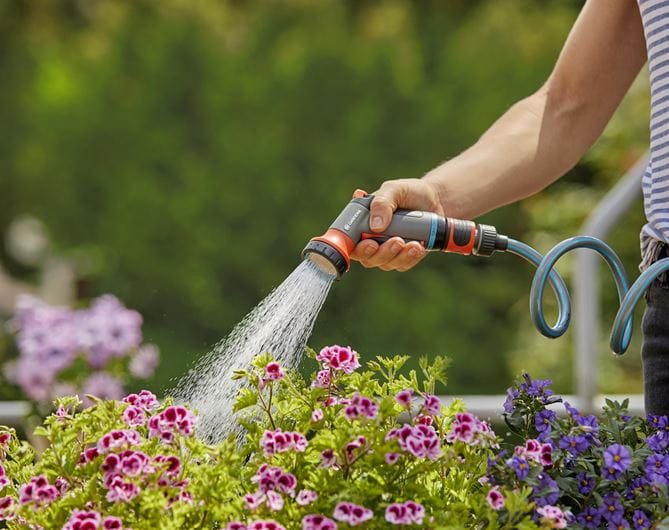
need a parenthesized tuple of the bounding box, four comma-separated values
(302, 195, 669, 355)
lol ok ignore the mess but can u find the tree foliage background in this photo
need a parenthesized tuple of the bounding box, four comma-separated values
(0, 0, 651, 398)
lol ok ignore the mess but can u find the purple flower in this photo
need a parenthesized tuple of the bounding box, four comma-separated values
(535, 410, 556, 434)
(626, 477, 648, 499)
(503, 387, 519, 413)
(576, 472, 596, 494)
(647, 432, 669, 452)
(82, 372, 124, 403)
(129, 344, 160, 379)
(632, 510, 651, 529)
(647, 414, 669, 431)
(600, 492, 624, 523)
(645, 453, 669, 481)
(532, 473, 559, 507)
(296, 490, 318, 507)
(576, 507, 601, 528)
(559, 434, 589, 456)
(507, 456, 530, 480)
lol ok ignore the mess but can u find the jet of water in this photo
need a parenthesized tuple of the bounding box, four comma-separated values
(173, 259, 335, 442)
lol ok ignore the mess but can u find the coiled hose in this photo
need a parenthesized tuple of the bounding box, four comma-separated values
(506, 236, 669, 355)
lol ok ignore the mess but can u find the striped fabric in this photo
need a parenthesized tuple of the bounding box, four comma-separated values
(640, 0, 669, 269)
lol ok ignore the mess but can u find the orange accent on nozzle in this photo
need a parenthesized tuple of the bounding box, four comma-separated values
(312, 228, 355, 270)
(445, 221, 476, 255)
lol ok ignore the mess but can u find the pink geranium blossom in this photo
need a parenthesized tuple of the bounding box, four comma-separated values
(333, 502, 373, 526)
(302, 514, 337, 530)
(316, 345, 361, 374)
(486, 486, 505, 510)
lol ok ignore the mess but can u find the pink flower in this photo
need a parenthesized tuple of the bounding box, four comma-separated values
(343, 393, 379, 421)
(447, 422, 474, 443)
(393, 425, 442, 460)
(536, 505, 567, 528)
(316, 345, 360, 374)
(124, 390, 158, 410)
(540, 443, 553, 467)
(266, 490, 284, 511)
(251, 465, 297, 496)
(265, 362, 284, 381)
(55, 477, 69, 494)
(97, 430, 141, 453)
(62, 509, 101, 530)
(261, 429, 308, 456)
(385, 501, 424, 525)
(0, 432, 11, 447)
(226, 523, 248, 530)
(385, 452, 401, 465)
(312, 370, 331, 389)
(302, 514, 337, 530)
(423, 395, 441, 415)
(0, 495, 14, 521)
(105, 475, 140, 503)
(148, 405, 197, 442)
(102, 516, 124, 529)
(18, 475, 60, 506)
(486, 486, 505, 510)
(395, 389, 413, 407)
(122, 406, 146, 427)
(344, 436, 367, 463)
(385, 503, 410, 525)
(248, 521, 286, 530)
(320, 449, 338, 468)
(78, 447, 100, 464)
(311, 409, 324, 422)
(296, 489, 318, 506)
(333, 502, 373, 526)
(245, 492, 264, 510)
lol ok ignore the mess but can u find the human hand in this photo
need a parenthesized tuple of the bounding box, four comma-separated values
(350, 179, 444, 272)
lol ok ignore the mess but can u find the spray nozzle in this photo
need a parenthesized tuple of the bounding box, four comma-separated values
(302, 195, 507, 279)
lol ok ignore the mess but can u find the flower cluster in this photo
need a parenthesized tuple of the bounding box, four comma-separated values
(490, 373, 669, 528)
(261, 429, 308, 456)
(385, 501, 425, 525)
(62, 509, 123, 530)
(446, 412, 498, 448)
(5, 294, 159, 407)
(14, 348, 669, 528)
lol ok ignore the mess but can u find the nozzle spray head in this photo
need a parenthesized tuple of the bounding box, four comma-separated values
(302, 196, 373, 279)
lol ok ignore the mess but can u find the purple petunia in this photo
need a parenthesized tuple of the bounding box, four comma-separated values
(600, 492, 624, 523)
(535, 410, 556, 434)
(645, 453, 669, 483)
(576, 506, 601, 528)
(558, 434, 589, 456)
(576, 472, 595, 495)
(632, 510, 651, 529)
(507, 456, 530, 480)
(532, 473, 559, 507)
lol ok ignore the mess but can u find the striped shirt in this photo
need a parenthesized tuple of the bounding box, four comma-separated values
(640, 0, 669, 269)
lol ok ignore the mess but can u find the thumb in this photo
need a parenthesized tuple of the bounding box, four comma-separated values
(369, 184, 401, 232)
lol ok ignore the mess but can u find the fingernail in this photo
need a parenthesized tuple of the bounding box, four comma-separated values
(364, 246, 375, 257)
(371, 216, 383, 230)
(408, 248, 417, 258)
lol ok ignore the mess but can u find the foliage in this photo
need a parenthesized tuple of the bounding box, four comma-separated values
(0, 349, 539, 529)
(0, 346, 666, 528)
(498, 373, 669, 528)
(4, 294, 159, 413)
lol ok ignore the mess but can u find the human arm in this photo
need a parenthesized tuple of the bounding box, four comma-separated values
(353, 0, 647, 271)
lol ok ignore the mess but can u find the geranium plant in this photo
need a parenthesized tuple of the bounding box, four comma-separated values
(0, 346, 666, 529)
(4, 294, 159, 409)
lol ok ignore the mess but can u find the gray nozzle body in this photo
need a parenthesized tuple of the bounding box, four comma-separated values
(329, 196, 446, 249)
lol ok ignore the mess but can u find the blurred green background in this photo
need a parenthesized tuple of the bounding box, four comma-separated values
(0, 0, 651, 398)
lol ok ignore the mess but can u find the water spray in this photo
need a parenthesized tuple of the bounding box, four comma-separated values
(303, 194, 669, 356)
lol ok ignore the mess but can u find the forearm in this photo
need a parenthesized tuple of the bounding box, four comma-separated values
(424, 87, 607, 220)
(423, 0, 646, 221)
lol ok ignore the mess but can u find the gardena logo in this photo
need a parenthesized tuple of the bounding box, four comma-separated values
(344, 209, 361, 231)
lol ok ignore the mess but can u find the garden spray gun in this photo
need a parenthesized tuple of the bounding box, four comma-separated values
(302, 194, 508, 279)
(302, 193, 669, 357)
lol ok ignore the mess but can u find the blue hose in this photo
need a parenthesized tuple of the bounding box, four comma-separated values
(507, 235, 669, 355)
